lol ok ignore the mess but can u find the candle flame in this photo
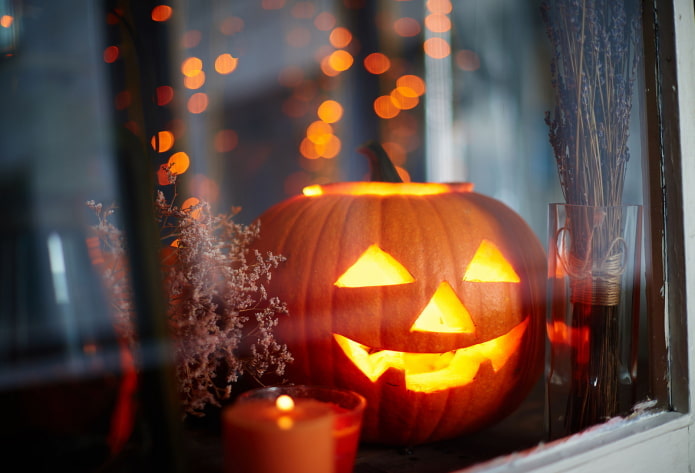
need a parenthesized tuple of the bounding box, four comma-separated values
(276, 394, 295, 412)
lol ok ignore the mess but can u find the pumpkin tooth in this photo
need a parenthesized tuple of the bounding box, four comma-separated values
(333, 317, 529, 393)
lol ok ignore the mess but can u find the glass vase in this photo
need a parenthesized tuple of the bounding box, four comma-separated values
(546, 203, 642, 440)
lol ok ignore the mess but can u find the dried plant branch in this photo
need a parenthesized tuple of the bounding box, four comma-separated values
(88, 181, 292, 418)
(542, 0, 641, 206)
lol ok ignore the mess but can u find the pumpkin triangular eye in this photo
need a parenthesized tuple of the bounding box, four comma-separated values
(463, 240, 520, 283)
(335, 244, 415, 287)
(410, 282, 475, 333)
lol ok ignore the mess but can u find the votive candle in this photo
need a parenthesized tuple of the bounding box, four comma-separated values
(222, 392, 334, 473)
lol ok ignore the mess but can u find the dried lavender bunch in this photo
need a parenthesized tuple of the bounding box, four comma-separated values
(541, 0, 641, 206)
(88, 191, 292, 418)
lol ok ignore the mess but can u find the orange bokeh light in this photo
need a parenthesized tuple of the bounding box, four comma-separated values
(424, 37, 451, 59)
(184, 70, 206, 89)
(187, 93, 208, 114)
(329, 27, 352, 48)
(215, 54, 239, 74)
(1, 15, 14, 28)
(391, 87, 420, 110)
(393, 17, 421, 37)
(374, 95, 400, 119)
(425, 13, 451, 33)
(364, 52, 391, 75)
(396, 75, 426, 96)
(306, 120, 333, 145)
(151, 5, 173, 22)
(300, 137, 321, 160)
(189, 173, 220, 204)
(151, 130, 175, 153)
(320, 56, 340, 77)
(426, 0, 453, 14)
(316, 134, 341, 159)
(167, 152, 190, 175)
(182, 197, 203, 220)
(317, 100, 343, 123)
(328, 50, 354, 72)
(182, 57, 203, 77)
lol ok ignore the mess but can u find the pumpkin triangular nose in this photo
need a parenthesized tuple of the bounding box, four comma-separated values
(410, 282, 475, 334)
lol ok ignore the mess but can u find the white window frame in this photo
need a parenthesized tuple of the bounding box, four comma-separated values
(460, 0, 695, 471)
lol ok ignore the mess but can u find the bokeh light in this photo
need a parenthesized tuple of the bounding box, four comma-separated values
(393, 17, 421, 37)
(215, 54, 239, 74)
(425, 13, 451, 33)
(317, 100, 343, 123)
(182, 30, 202, 48)
(329, 27, 352, 48)
(181, 197, 203, 220)
(1, 15, 14, 28)
(184, 70, 206, 89)
(307, 120, 333, 145)
(151, 5, 173, 22)
(167, 152, 190, 175)
(364, 52, 391, 75)
(455, 50, 481, 71)
(182, 57, 203, 77)
(397, 74, 426, 96)
(219, 16, 244, 35)
(187, 93, 208, 113)
(151, 130, 175, 152)
(426, 0, 453, 14)
(214, 129, 239, 152)
(374, 95, 400, 119)
(314, 12, 336, 31)
(328, 50, 354, 72)
(103, 46, 119, 63)
(156, 85, 174, 106)
(424, 37, 451, 59)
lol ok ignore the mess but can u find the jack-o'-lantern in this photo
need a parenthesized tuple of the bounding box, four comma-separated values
(250, 144, 546, 445)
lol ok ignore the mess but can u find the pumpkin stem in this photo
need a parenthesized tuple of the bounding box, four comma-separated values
(358, 140, 403, 183)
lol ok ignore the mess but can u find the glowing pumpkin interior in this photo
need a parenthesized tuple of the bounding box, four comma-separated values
(332, 239, 527, 393)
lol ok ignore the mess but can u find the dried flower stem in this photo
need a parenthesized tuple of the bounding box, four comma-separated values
(542, 0, 642, 435)
(89, 182, 292, 418)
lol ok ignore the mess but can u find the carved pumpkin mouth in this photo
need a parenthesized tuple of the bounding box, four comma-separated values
(333, 317, 529, 393)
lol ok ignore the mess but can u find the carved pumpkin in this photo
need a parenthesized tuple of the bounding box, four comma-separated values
(250, 148, 546, 446)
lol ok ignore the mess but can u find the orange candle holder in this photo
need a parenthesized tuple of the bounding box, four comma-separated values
(223, 385, 366, 473)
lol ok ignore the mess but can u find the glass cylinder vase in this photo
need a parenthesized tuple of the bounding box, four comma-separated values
(546, 203, 642, 440)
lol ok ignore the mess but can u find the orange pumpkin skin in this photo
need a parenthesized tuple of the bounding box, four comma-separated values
(250, 182, 546, 446)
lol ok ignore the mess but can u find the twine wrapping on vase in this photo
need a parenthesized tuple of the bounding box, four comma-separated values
(556, 226, 628, 307)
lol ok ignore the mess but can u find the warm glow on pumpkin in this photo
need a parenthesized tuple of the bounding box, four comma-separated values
(302, 182, 473, 197)
(334, 317, 528, 393)
(335, 245, 414, 287)
(463, 240, 521, 283)
(410, 282, 476, 334)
